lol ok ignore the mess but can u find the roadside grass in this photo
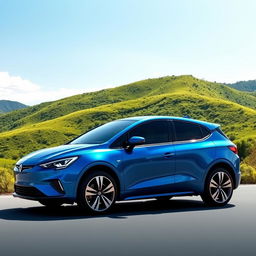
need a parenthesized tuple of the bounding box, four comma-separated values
(0, 159, 15, 193)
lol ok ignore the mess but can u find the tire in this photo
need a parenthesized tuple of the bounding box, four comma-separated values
(77, 171, 117, 214)
(39, 199, 63, 208)
(201, 168, 234, 207)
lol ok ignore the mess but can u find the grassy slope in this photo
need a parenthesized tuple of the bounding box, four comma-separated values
(1, 75, 256, 132)
(0, 91, 255, 160)
(0, 75, 256, 189)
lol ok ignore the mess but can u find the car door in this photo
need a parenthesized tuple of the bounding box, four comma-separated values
(172, 120, 215, 192)
(120, 120, 176, 198)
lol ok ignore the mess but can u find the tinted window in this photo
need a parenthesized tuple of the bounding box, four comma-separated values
(200, 125, 211, 138)
(129, 120, 170, 144)
(173, 121, 205, 141)
(70, 120, 136, 144)
(110, 133, 128, 148)
(216, 127, 227, 138)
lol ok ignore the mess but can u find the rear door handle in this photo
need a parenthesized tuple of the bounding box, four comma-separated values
(163, 152, 175, 158)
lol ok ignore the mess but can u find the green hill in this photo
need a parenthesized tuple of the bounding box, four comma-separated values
(0, 75, 256, 192)
(0, 91, 255, 160)
(0, 75, 256, 132)
(0, 100, 27, 114)
(226, 80, 256, 92)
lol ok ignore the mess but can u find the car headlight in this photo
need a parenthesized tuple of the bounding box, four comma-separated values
(39, 157, 78, 170)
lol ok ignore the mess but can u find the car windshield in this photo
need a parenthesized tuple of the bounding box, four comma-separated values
(70, 120, 136, 144)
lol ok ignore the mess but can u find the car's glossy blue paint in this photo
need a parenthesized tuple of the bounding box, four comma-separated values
(13, 116, 240, 203)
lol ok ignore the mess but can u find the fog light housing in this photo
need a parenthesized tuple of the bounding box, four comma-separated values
(50, 179, 65, 194)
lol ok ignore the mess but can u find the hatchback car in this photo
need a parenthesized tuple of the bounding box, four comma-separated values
(14, 116, 240, 213)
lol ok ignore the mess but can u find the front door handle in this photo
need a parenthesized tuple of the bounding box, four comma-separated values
(163, 152, 175, 158)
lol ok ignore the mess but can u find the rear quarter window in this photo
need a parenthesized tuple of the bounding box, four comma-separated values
(200, 125, 211, 138)
(173, 120, 210, 141)
(216, 127, 228, 138)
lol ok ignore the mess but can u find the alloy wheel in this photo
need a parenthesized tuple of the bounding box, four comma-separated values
(85, 175, 115, 212)
(209, 171, 233, 204)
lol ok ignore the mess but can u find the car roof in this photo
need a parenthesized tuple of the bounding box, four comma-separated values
(119, 116, 219, 130)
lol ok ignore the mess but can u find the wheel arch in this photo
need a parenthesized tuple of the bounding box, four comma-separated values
(76, 163, 121, 199)
(205, 160, 236, 187)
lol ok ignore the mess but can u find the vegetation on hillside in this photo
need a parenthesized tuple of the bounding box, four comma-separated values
(0, 159, 15, 193)
(226, 80, 256, 92)
(1, 75, 256, 132)
(241, 146, 256, 184)
(0, 75, 255, 192)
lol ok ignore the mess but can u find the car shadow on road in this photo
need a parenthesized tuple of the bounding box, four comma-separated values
(0, 198, 235, 221)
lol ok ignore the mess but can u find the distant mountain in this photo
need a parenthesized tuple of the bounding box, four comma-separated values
(225, 80, 256, 92)
(0, 100, 27, 113)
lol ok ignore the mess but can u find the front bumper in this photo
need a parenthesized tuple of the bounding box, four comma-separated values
(13, 164, 80, 201)
(13, 183, 69, 201)
(13, 192, 74, 203)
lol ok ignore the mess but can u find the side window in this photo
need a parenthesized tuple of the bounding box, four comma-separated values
(216, 127, 227, 138)
(173, 121, 206, 141)
(110, 133, 128, 148)
(200, 125, 211, 138)
(129, 120, 170, 144)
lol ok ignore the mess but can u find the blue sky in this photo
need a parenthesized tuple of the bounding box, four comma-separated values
(0, 0, 256, 104)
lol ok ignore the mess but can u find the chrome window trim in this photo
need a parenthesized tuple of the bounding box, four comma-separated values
(134, 133, 211, 148)
(110, 133, 211, 149)
(171, 133, 212, 145)
(134, 141, 174, 148)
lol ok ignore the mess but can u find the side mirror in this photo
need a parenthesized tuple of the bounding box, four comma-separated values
(128, 136, 145, 145)
(126, 136, 145, 151)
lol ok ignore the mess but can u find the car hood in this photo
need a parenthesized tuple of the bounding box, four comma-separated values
(16, 144, 98, 165)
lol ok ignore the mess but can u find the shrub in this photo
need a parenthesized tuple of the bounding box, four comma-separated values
(241, 163, 256, 184)
(237, 140, 253, 160)
(0, 167, 14, 193)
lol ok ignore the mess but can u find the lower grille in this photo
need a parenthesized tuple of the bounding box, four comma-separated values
(14, 185, 45, 197)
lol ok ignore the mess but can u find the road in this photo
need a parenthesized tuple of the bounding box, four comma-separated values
(0, 185, 255, 256)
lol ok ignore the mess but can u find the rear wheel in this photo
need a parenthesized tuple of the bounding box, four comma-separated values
(77, 171, 117, 214)
(201, 168, 234, 206)
(39, 200, 63, 208)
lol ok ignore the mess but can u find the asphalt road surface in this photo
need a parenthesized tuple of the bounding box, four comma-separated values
(0, 185, 255, 256)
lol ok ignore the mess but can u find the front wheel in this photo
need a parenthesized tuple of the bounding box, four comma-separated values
(77, 171, 117, 214)
(201, 168, 234, 206)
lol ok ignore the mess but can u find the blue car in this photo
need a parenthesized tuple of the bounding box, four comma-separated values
(14, 116, 240, 213)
